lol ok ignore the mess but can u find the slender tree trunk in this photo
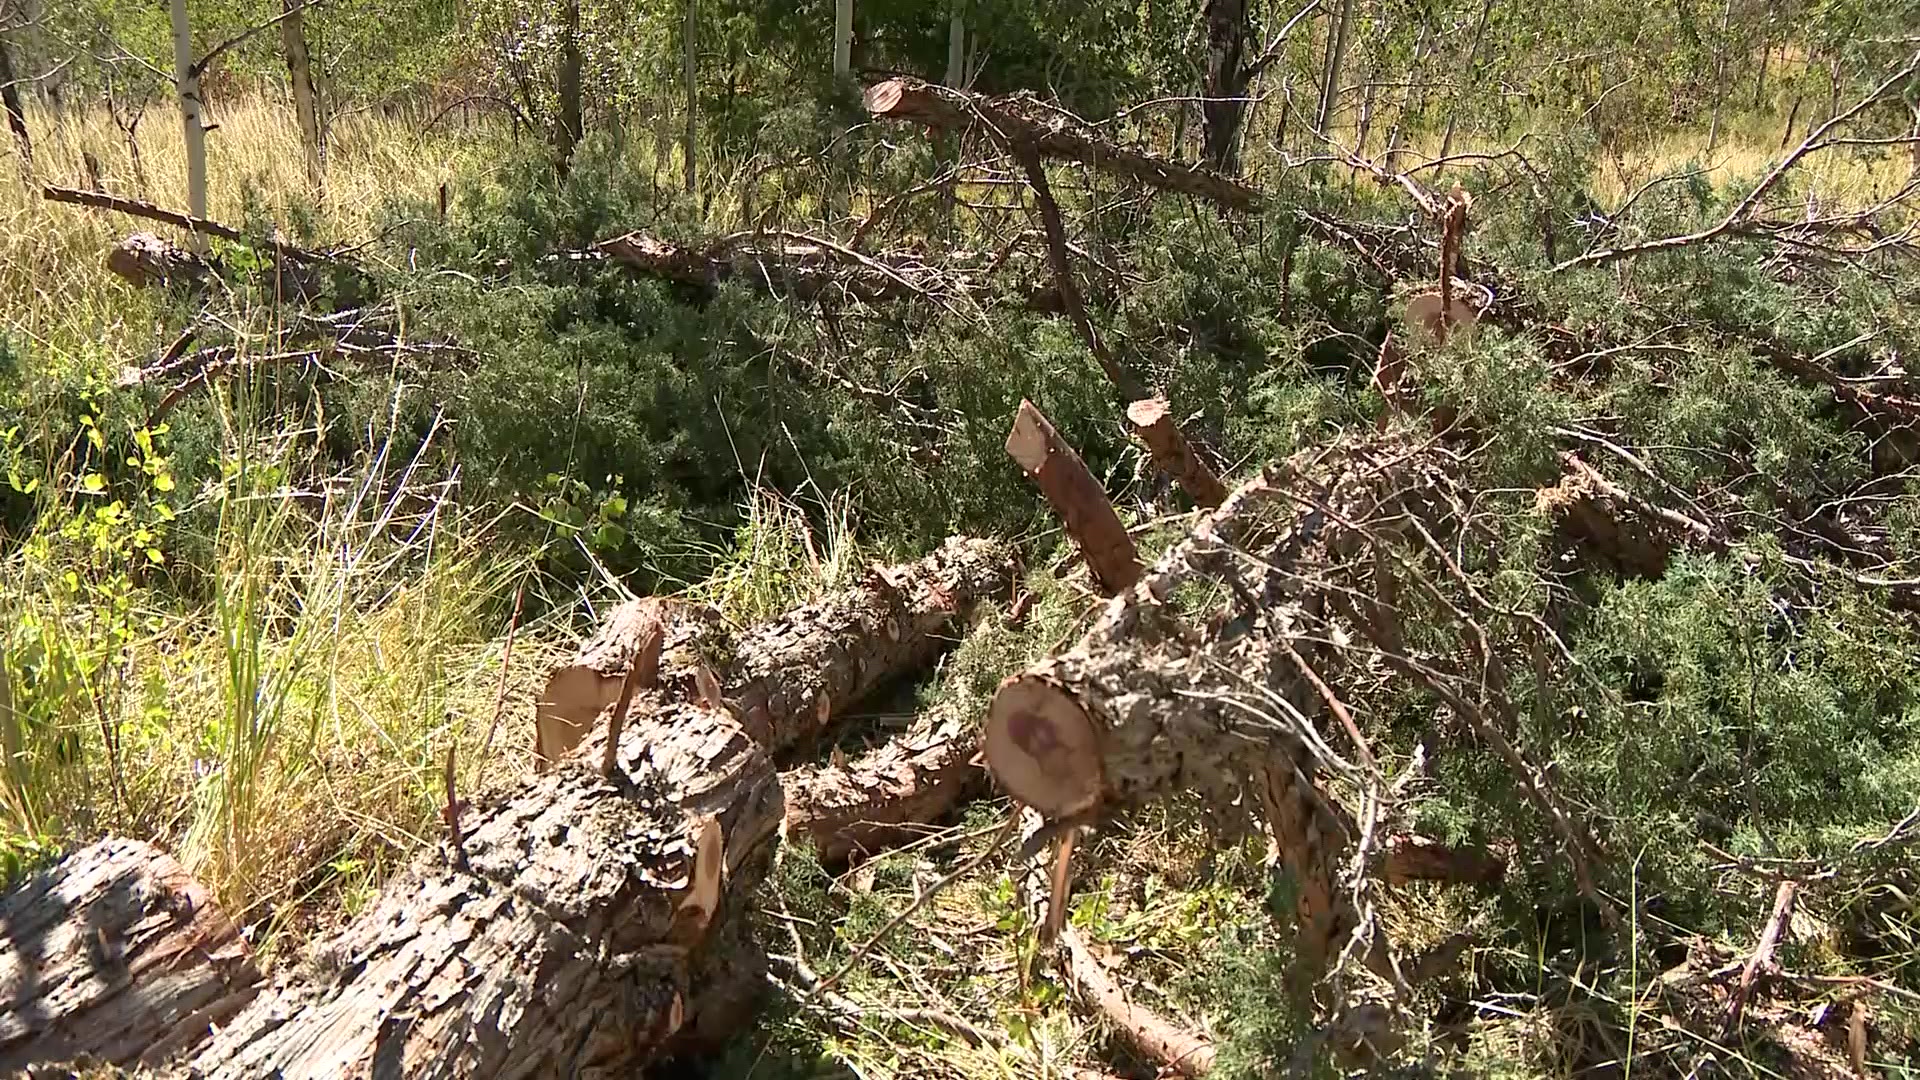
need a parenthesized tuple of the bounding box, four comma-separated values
(279, 0, 323, 191)
(1752, 35, 1770, 109)
(553, 0, 583, 177)
(1438, 0, 1496, 165)
(0, 29, 30, 171)
(683, 0, 697, 195)
(170, 0, 208, 246)
(833, 0, 853, 77)
(1314, 0, 1355, 136)
(1200, 0, 1249, 173)
(1704, 0, 1732, 153)
(945, 5, 966, 87)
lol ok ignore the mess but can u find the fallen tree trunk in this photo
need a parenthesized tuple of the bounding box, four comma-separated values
(154, 540, 1012, 1077)
(782, 704, 984, 864)
(0, 838, 260, 1072)
(863, 78, 1262, 212)
(43, 185, 338, 265)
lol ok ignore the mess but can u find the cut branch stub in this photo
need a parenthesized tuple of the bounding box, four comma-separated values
(983, 673, 1104, 818)
(536, 597, 684, 770)
(1007, 399, 1143, 594)
(1127, 396, 1227, 508)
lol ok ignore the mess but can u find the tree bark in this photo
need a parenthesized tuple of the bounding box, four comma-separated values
(1006, 399, 1142, 595)
(1200, 0, 1249, 174)
(985, 441, 1442, 980)
(170, 539, 1010, 1077)
(945, 6, 966, 87)
(1060, 926, 1216, 1077)
(0, 28, 31, 170)
(782, 704, 984, 864)
(1127, 396, 1227, 508)
(0, 838, 261, 1071)
(864, 78, 1263, 211)
(553, 0, 584, 178)
(279, 0, 323, 191)
(1314, 0, 1355, 135)
(833, 0, 853, 77)
(169, 0, 208, 245)
(682, 0, 697, 196)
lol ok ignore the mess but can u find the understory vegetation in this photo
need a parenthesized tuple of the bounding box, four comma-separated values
(3, 0, 1920, 1075)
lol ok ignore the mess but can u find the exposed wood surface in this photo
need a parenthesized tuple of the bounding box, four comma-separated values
(535, 597, 697, 770)
(1006, 400, 1142, 594)
(863, 78, 1263, 211)
(1127, 397, 1227, 508)
(0, 838, 260, 1071)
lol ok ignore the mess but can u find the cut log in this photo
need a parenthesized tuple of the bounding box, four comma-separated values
(43, 185, 337, 265)
(0, 838, 260, 1071)
(863, 78, 1262, 212)
(986, 440, 1447, 981)
(1127, 397, 1227, 508)
(782, 704, 986, 864)
(1007, 400, 1142, 595)
(162, 540, 1011, 1077)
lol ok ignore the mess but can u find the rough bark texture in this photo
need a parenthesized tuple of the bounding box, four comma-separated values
(594, 231, 1053, 308)
(864, 78, 1262, 211)
(129, 539, 1008, 1077)
(726, 536, 1015, 754)
(552, 0, 583, 177)
(782, 705, 983, 864)
(0, 838, 260, 1071)
(279, 0, 323, 190)
(106, 232, 211, 288)
(182, 703, 779, 1079)
(987, 440, 1446, 979)
(1127, 397, 1227, 508)
(1200, 0, 1248, 174)
(1007, 399, 1142, 594)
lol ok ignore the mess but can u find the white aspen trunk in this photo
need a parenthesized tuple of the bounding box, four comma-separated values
(682, 0, 697, 195)
(1313, 0, 1354, 136)
(169, 0, 208, 247)
(945, 7, 966, 88)
(279, 0, 323, 192)
(833, 0, 853, 77)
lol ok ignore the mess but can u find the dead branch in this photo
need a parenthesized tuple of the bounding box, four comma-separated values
(1127, 397, 1228, 507)
(1059, 926, 1217, 1078)
(864, 77, 1263, 212)
(1553, 50, 1920, 271)
(43, 185, 339, 264)
(1006, 399, 1143, 594)
(1723, 880, 1799, 1036)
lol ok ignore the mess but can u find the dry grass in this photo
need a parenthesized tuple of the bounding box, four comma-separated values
(0, 95, 489, 372)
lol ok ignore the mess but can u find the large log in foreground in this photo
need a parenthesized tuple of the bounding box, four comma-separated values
(863, 78, 1263, 212)
(0, 839, 260, 1072)
(165, 539, 1012, 1078)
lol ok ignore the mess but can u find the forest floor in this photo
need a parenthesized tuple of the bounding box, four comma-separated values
(4, 92, 1919, 1079)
